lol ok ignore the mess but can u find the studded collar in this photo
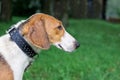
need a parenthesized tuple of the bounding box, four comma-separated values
(8, 27, 37, 58)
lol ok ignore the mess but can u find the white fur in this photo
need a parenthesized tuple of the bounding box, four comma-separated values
(53, 31, 76, 52)
(0, 34, 32, 80)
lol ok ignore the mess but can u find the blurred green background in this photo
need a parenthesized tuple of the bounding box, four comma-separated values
(0, 0, 120, 80)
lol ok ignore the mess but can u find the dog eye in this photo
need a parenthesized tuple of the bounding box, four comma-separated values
(57, 26, 62, 30)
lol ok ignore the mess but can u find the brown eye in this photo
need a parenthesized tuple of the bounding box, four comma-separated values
(57, 26, 62, 30)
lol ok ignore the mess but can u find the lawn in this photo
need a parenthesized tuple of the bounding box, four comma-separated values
(0, 17, 120, 80)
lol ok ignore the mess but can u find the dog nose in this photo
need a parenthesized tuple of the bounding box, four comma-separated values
(74, 41, 80, 49)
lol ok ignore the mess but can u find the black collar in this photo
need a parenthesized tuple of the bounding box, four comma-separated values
(8, 27, 37, 58)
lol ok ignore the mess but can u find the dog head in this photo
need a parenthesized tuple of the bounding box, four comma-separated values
(19, 13, 79, 52)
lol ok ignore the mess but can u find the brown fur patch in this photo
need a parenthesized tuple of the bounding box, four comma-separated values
(0, 54, 14, 80)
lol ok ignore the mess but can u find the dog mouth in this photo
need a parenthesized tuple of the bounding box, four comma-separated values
(57, 44, 74, 52)
(58, 44, 64, 50)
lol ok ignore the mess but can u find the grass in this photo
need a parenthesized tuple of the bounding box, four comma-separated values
(0, 17, 120, 80)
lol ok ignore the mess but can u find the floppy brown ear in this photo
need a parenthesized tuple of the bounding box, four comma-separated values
(25, 19, 50, 49)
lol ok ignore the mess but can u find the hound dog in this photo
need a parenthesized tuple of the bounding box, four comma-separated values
(0, 13, 80, 80)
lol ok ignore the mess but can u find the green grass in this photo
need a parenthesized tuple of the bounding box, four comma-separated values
(0, 17, 120, 80)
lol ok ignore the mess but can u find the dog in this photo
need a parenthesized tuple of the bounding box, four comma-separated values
(0, 13, 80, 80)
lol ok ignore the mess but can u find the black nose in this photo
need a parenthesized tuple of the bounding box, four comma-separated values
(74, 41, 80, 49)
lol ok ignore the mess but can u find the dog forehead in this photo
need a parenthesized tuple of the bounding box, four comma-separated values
(32, 13, 62, 28)
(43, 15, 61, 27)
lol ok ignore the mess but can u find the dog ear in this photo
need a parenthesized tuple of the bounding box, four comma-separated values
(24, 19, 50, 49)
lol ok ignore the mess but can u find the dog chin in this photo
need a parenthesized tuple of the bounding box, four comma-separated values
(53, 43, 75, 53)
